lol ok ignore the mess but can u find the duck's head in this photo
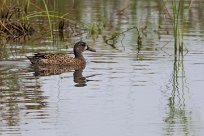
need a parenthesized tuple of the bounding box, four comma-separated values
(74, 41, 96, 58)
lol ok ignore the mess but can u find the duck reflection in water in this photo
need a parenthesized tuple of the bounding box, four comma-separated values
(32, 65, 90, 87)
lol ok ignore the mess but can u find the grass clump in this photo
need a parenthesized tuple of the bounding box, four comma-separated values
(0, 6, 35, 40)
(0, 0, 85, 43)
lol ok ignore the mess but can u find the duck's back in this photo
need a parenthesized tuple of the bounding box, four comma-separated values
(27, 53, 85, 65)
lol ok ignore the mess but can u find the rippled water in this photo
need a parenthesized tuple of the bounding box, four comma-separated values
(1, 0, 204, 136)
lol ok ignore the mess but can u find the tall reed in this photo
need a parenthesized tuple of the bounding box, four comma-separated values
(24, 0, 30, 15)
(43, 0, 53, 39)
(161, 0, 192, 54)
(171, 0, 185, 54)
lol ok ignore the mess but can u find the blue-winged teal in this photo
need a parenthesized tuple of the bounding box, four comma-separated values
(27, 41, 96, 65)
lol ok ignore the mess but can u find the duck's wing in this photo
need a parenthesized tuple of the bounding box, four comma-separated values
(27, 53, 75, 65)
(33, 53, 50, 58)
(27, 53, 69, 64)
(43, 53, 72, 59)
(27, 53, 51, 61)
(42, 53, 76, 65)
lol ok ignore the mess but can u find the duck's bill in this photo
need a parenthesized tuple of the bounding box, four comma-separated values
(87, 46, 96, 52)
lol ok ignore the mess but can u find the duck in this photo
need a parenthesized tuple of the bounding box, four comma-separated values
(27, 41, 96, 66)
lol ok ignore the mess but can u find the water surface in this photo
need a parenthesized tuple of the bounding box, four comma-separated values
(0, 0, 204, 136)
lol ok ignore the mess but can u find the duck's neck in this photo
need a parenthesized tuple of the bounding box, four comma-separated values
(74, 51, 85, 59)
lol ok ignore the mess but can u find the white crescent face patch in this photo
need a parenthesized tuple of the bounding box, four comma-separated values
(84, 45, 88, 50)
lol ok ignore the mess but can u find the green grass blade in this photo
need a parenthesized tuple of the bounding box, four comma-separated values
(42, 0, 53, 40)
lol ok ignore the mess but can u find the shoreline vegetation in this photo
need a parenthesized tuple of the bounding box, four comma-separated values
(0, 0, 197, 54)
(0, 0, 87, 44)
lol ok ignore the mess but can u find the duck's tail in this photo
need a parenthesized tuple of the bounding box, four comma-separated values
(26, 56, 37, 64)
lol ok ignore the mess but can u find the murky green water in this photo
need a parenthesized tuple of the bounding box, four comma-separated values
(0, 0, 204, 136)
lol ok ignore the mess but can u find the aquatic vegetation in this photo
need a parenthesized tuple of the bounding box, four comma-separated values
(0, 0, 85, 43)
(103, 26, 143, 49)
(42, 0, 53, 39)
(23, 0, 30, 15)
(171, 0, 184, 54)
(161, 0, 194, 54)
(0, 0, 196, 52)
(0, 3, 34, 40)
(0, 0, 145, 49)
(0, 6, 35, 40)
(88, 22, 105, 41)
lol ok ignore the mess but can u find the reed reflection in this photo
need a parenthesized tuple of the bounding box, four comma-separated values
(163, 53, 192, 136)
(0, 66, 47, 129)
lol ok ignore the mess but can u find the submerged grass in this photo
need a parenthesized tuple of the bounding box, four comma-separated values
(102, 26, 142, 49)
